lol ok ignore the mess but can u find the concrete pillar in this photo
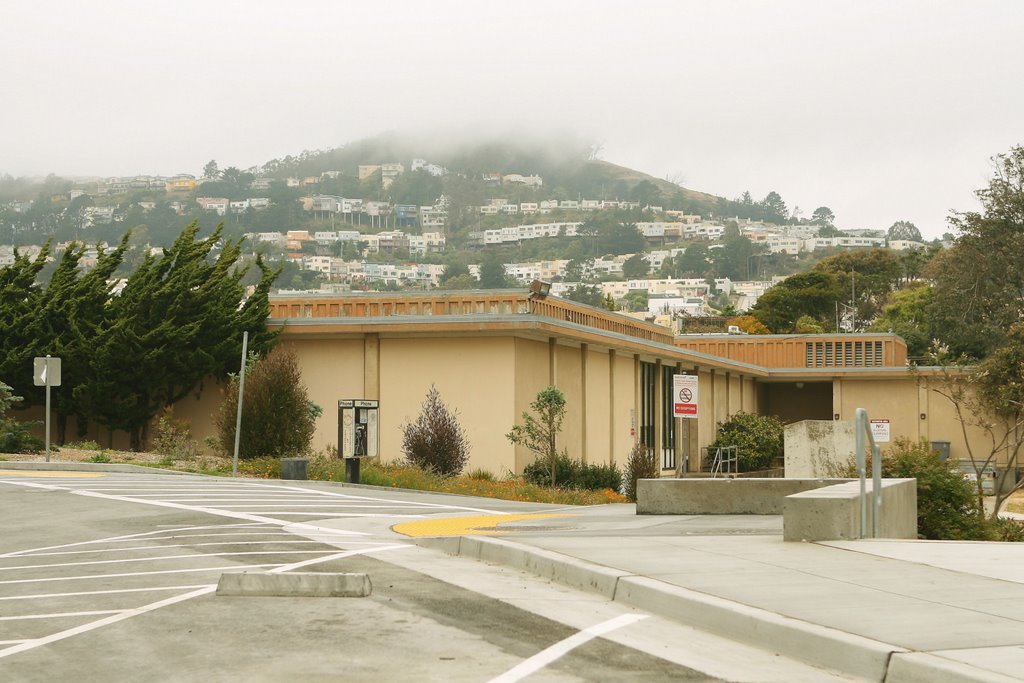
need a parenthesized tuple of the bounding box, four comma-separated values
(918, 380, 930, 441)
(609, 349, 616, 465)
(832, 378, 843, 421)
(364, 334, 379, 400)
(548, 337, 557, 385)
(580, 343, 588, 464)
(654, 359, 663, 473)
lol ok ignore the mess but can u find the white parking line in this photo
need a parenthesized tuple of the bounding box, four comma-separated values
(0, 523, 274, 559)
(267, 543, 410, 573)
(0, 564, 280, 586)
(0, 543, 414, 660)
(487, 614, 649, 683)
(225, 512, 426, 518)
(10, 540, 326, 558)
(0, 610, 123, 622)
(0, 586, 218, 659)
(0, 550, 340, 572)
(0, 586, 213, 602)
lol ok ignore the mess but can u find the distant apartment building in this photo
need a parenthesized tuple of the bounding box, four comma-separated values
(410, 158, 446, 177)
(165, 175, 197, 193)
(502, 173, 543, 187)
(197, 197, 229, 215)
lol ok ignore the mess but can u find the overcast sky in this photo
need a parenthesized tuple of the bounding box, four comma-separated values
(3, 1, 1021, 237)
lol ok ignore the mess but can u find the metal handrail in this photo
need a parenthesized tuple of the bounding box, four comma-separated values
(855, 408, 882, 538)
(708, 445, 738, 478)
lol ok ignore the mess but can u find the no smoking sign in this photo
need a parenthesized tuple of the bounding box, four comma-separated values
(673, 374, 699, 418)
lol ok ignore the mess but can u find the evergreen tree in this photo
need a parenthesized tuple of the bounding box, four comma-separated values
(75, 222, 279, 449)
(0, 242, 51, 401)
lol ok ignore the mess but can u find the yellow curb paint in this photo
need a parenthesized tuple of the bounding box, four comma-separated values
(393, 513, 572, 538)
(0, 470, 106, 478)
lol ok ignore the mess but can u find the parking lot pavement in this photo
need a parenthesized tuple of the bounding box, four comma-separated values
(0, 470, 855, 682)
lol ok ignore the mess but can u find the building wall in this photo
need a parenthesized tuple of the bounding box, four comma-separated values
(378, 337, 516, 476)
(584, 346, 610, 465)
(277, 338, 366, 452)
(611, 352, 636, 466)
(836, 377, 1003, 465)
(555, 344, 584, 462)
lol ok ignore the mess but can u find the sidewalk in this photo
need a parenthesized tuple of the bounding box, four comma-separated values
(414, 504, 1024, 682)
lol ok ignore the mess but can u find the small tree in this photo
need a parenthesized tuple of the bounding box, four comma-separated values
(709, 412, 783, 471)
(213, 348, 320, 459)
(624, 442, 659, 502)
(400, 385, 471, 476)
(506, 386, 567, 487)
(0, 380, 43, 454)
(921, 335, 1024, 518)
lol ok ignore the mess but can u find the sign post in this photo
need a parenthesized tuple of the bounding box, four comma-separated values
(232, 331, 249, 478)
(33, 356, 62, 462)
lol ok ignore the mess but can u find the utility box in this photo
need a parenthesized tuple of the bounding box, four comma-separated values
(338, 399, 379, 459)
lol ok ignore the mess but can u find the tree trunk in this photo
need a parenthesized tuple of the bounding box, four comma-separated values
(56, 412, 67, 446)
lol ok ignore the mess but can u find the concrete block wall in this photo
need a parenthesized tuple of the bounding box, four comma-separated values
(636, 478, 852, 515)
(782, 478, 917, 542)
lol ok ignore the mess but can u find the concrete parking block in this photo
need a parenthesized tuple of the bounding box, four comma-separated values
(216, 571, 371, 598)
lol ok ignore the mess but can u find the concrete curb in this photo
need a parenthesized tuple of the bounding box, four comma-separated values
(0, 461, 198, 475)
(216, 571, 371, 598)
(886, 653, 1022, 683)
(416, 535, 899, 681)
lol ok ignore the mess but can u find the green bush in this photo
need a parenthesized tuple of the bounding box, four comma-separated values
(709, 412, 783, 471)
(213, 348, 320, 459)
(523, 454, 622, 491)
(0, 380, 43, 454)
(881, 438, 989, 540)
(400, 385, 471, 476)
(624, 442, 660, 502)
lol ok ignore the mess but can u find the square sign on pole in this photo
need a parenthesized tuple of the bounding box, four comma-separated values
(33, 357, 61, 387)
(673, 374, 699, 419)
(870, 419, 891, 443)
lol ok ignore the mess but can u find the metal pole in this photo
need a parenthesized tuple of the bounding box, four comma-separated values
(44, 355, 51, 463)
(855, 408, 866, 538)
(872, 443, 882, 538)
(232, 331, 249, 478)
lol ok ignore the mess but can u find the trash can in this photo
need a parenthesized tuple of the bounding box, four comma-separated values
(930, 441, 950, 461)
(280, 457, 308, 480)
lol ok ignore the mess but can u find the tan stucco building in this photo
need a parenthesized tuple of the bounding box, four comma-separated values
(168, 289, 1010, 477)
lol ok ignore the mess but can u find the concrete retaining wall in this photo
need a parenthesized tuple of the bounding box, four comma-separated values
(636, 478, 852, 515)
(783, 478, 917, 542)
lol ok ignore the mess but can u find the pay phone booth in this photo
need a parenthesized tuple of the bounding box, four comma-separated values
(338, 399, 379, 483)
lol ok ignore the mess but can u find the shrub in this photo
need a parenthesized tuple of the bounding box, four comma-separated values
(0, 380, 43, 454)
(66, 440, 102, 451)
(213, 348, 320, 459)
(152, 407, 199, 460)
(466, 468, 495, 481)
(523, 453, 622, 492)
(624, 442, 660, 502)
(400, 385, 471, 476)
(990, 517, 1024, 543)
(709, 412, 783, 471)
(882, 438, 989, 540)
